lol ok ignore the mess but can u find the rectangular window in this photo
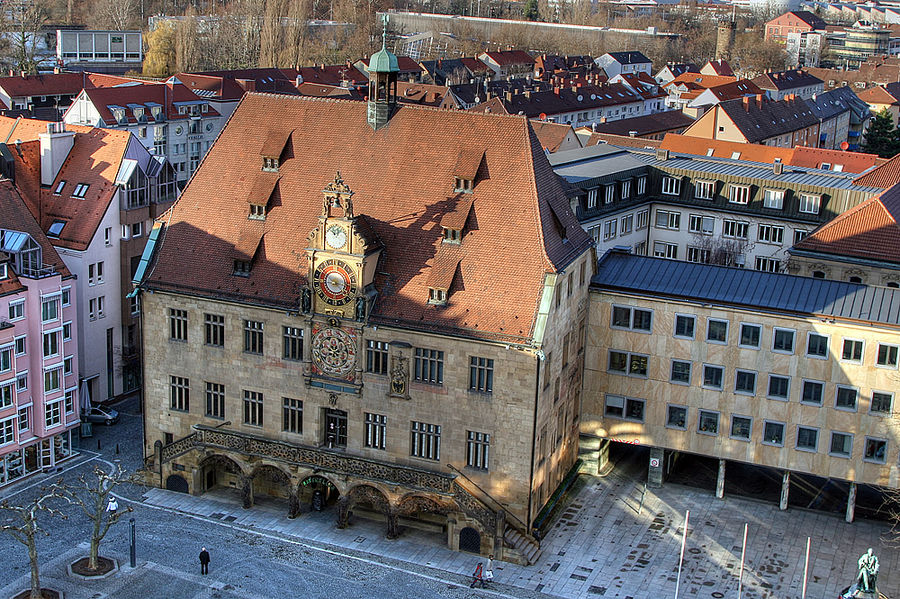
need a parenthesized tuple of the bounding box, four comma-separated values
(671, 360, 691, 384)
(687, 247, 710, 264)
(738, 323, 760, 348)
(608, 351, 648, 377)
(414, 348, 444, 385)
(243, 320, 264, 355)
(620, 214, 633, 234)
(170, 376, 189, 411)
(698, 410, 719, 434)
(757, 225, 784, 244)
(842, 339, 863, 362)
(773, 328, 795, 353)
(755, 257, 781, 272)
(283, 327, 304, 361)
(767, 375, 790, 400)
(666, 405, 687, 429)
(723, 220, 748, 239)
(43, 331, 59, 358)
(794, 230, 808, 244)
(206, 382, 225, 419)
(42, 297, 59, 322)
(14, 336, 25, 357)
(604, 184, 615, 204)
(728, 185, 750, 205)
(204, 313, 224, 347)
(63, 322, 71, 341)
(620, 180, 632, 199)
(16, 371, 27, 392)
(8, 300, 24, 321)
(17, 406, 29, 431)
(807, 333, 828, 358)
(801, 380, 824, 405)
(674, 314, 695, 339)
(0, 416, 14, 445)
(61, 288, 70, 306)
(169, 309, 188, 341)
(872, 391, 893, 414)
(45, 400, 62, 428)
(763, 421, 785, 446)
(830, 431, 853, 457)
(365, 413, 387, 449)
(44, 368, 61, 393)
(661, 176, 680, 195)
(466, 430, 490, 470)
(797, 426, 818, 451)
(836, 386, 858, 410)
(64, 356, 72, 375)
(694, 180, 715, 200)
(655, 210, 680, 230)
(864, 437, 887, 463)
(243, 390, 263, 426)
(763, 189, 784, 209)
(283, 397, 303, 434)
(877, 344, 898, 368)
(688, 214, 714, 235)
(734, 370, 756, 394)
(731, 415, 752, 440)
(610, 306, 652, 331)
(637, 176, 647, 195)
(653, 242, 677, 259)
(410, 421, 441, 460)
(586, 188, 598, 209)
(702, 364, 724, 389)
(469, 357, 494, 393)
(707, 319, 728, 343)
(366, 340, 388, 375)
(799, 193, 820, 214)
(636, 209, 649, 230)
(603, 219, 617, 241)
(0, 381, 12, 408)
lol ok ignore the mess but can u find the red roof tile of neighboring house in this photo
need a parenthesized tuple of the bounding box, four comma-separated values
(703, 79, 764, 102)
(143, 94, 591, 344)
(790, 146, 884, 172)
(853, 151, 900, 187)
(396, 81, 449, 107)
(585, 132, 662, 148)
(480, 50, 535, 67)
(793, 184, 900, 265)
(460, 57, 491, 74)
(357, 55, 424, 74)
(79, 82, 221, 125)
(857, 84, 900, 105)
(702, 60, 735, 77)
(752, 69, 823, 92)
(531, 121, 579, 152)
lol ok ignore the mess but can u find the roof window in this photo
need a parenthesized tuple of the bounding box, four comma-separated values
(53, 180, 66, 195)
(48, 220, 65, 237)
(454, 177, 473, 193)
(233, 259, 251, 277)
(72, 183, 89, 198)
(428, 288, 448, 305)
(262, 157, 279, 172)
(249, 203, 266, 220)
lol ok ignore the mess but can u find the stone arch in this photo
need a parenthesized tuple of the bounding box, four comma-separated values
(199, 453, 251, 508)
(458, 526, 481, 554)
(337, 484, 391, 533)
(250, 464, 293, 517)
(165, 474, 189, 493)
(298, 474, 341, 514)
(394, 493, 452, 540)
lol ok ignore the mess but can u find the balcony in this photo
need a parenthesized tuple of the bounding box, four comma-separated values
(19, 263, 57, 279)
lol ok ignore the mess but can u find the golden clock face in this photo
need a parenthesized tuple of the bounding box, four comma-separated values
(314, 259, 357, 305)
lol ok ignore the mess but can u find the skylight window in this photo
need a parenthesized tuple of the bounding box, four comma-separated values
(54, 180, 66, 195)
(72, 183, 89, 198)
(48, 220, 65, 237)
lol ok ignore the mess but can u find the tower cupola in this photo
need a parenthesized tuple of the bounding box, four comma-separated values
(367, 15, 399, 131)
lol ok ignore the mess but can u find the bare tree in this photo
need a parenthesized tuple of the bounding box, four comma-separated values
(60, 463, 134, 572)
(3, 0, 50, 74)
(90, 0, 139, 30)
(689, 234, 754, 268)
(0, 483, 68, 599)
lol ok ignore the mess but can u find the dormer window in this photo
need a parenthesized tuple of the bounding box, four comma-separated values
(442, 227, 461, 243)
(53, 180, 66, 195)
(454, 177, 473, 193)
(428, 288, 448, 305)
(133, 106, 145, 121)
(178, 106, 187, 115)
(201, 103, 208, 113)
(150, 105, 165, 121)
(72, 183, 89, 198)
(249, 203, 266, 220)
(113, 108, 126, 124)
(262, 157, 279, 172)
(48, 220, 65, 238)
(233, 260, 251, 277)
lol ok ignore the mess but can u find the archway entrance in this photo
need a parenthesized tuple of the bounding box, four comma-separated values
(251, 465, 292, 516)
(200, 454, 246, 503)
(298, 475, 339, 513)
(459, 526, 481, 553)
(396, 495, 449, 538)
(165, 474, 188, 493)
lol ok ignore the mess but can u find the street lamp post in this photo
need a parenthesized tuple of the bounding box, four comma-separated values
(130, 518, 136, 568)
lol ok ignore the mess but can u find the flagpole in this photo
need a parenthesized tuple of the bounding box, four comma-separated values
(674, 510, 689, 599)
(737, 523, 748, 599)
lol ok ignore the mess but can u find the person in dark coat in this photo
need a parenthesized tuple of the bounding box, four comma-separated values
(470, 562, 485, 588)
(199, 547, 210, 575)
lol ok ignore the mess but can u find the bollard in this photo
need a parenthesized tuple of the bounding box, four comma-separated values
(97, 439, 101, 450)
(130, 518, 136, 568)
(116, 444, 119, 455)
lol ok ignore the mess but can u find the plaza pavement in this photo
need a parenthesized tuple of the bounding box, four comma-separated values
(136, 450, 900, 599)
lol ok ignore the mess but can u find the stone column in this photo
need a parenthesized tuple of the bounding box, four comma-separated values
(597, 439, 610, 474)
(336, 496, 351, 529)
(715, 459, 726, 499)
(494, 510, 507, 558)
(191, 467, 203, 497)
(288, 490, 300, 519)
(240, 475, 254, 509)
(648, 447, 664, 488)
(846, 482, 857, 523)
(386, 509, 400, 540)
(779, 471, 790, 511)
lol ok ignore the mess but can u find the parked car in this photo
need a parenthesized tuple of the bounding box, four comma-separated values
(85, 406, 119, 425)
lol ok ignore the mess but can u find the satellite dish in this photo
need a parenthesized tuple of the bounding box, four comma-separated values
(577, 94, 583, 102)
(591, 94, 596, 100)
(840, 141, 850, 150)
(474, 96, 480, 103)
(539, 112, 547, 120)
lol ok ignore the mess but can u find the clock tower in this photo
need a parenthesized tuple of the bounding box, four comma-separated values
(306, 173, 382, 386)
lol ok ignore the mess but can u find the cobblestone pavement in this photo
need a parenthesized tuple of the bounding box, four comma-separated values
(1, 395, 898, 598)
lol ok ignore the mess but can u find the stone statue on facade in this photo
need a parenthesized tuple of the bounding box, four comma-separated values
(301, 288, 311, 314)
(390, 351, 409, 398)
(356, 296, 366, 321)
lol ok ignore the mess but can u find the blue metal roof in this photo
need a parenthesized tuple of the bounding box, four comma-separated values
(593, 250, 900, 326)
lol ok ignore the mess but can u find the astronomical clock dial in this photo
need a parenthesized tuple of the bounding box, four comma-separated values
(314, 259, 357, 306)
(325, 224, 347, 250)
(311, 327, 357, 376)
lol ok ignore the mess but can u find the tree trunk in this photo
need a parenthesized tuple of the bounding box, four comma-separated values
(28, 528, 41, 599)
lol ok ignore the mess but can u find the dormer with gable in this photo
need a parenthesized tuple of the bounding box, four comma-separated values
(453, 148, 484, 193)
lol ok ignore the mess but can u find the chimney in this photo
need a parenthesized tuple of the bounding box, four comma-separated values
(295, 74, 303, 87)
(656, 148, 670, 161)
(629, 130, 638, 137)
(743, 96, 750, 111)
(39, 122, 74, 187)
(505, 90, 513, 102)
(756, 93, 764, 108)
(773, 158, 783, 175)
(554, 87, 560, 95)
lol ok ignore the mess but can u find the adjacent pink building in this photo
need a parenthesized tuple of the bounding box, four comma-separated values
(0, 179, 79, 487)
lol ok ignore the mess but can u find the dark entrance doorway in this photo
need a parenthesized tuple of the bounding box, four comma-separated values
(459, 526, 481, 553)
(166, 474, 189, 493)
(323, 408, 347, 448)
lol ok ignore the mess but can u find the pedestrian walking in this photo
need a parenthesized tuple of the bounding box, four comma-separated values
(470, 562, 485, 588)
(484, 555, 494, 586)
(199, 547, 210, 575)
(106, 496, 118, 515)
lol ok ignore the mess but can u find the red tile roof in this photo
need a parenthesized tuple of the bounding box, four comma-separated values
(585, 132, 662, 148)
(480, 50, 535, 67)
(793, 184, 900, 265)
(143, 94, 591, 344)
(79, 82, 222, 125)
(531, 121, 579, 152)
(853, 151, 900, 187)
(702, 60, 735, 77)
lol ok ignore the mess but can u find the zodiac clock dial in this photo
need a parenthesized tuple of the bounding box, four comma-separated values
(311, 327, 357, 376)
(314, 259, 358, 305)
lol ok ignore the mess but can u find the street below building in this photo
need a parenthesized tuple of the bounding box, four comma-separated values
(1, 396, 899, 599)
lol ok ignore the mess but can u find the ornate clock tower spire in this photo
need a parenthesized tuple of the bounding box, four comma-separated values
(367, 14, 399, 131)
